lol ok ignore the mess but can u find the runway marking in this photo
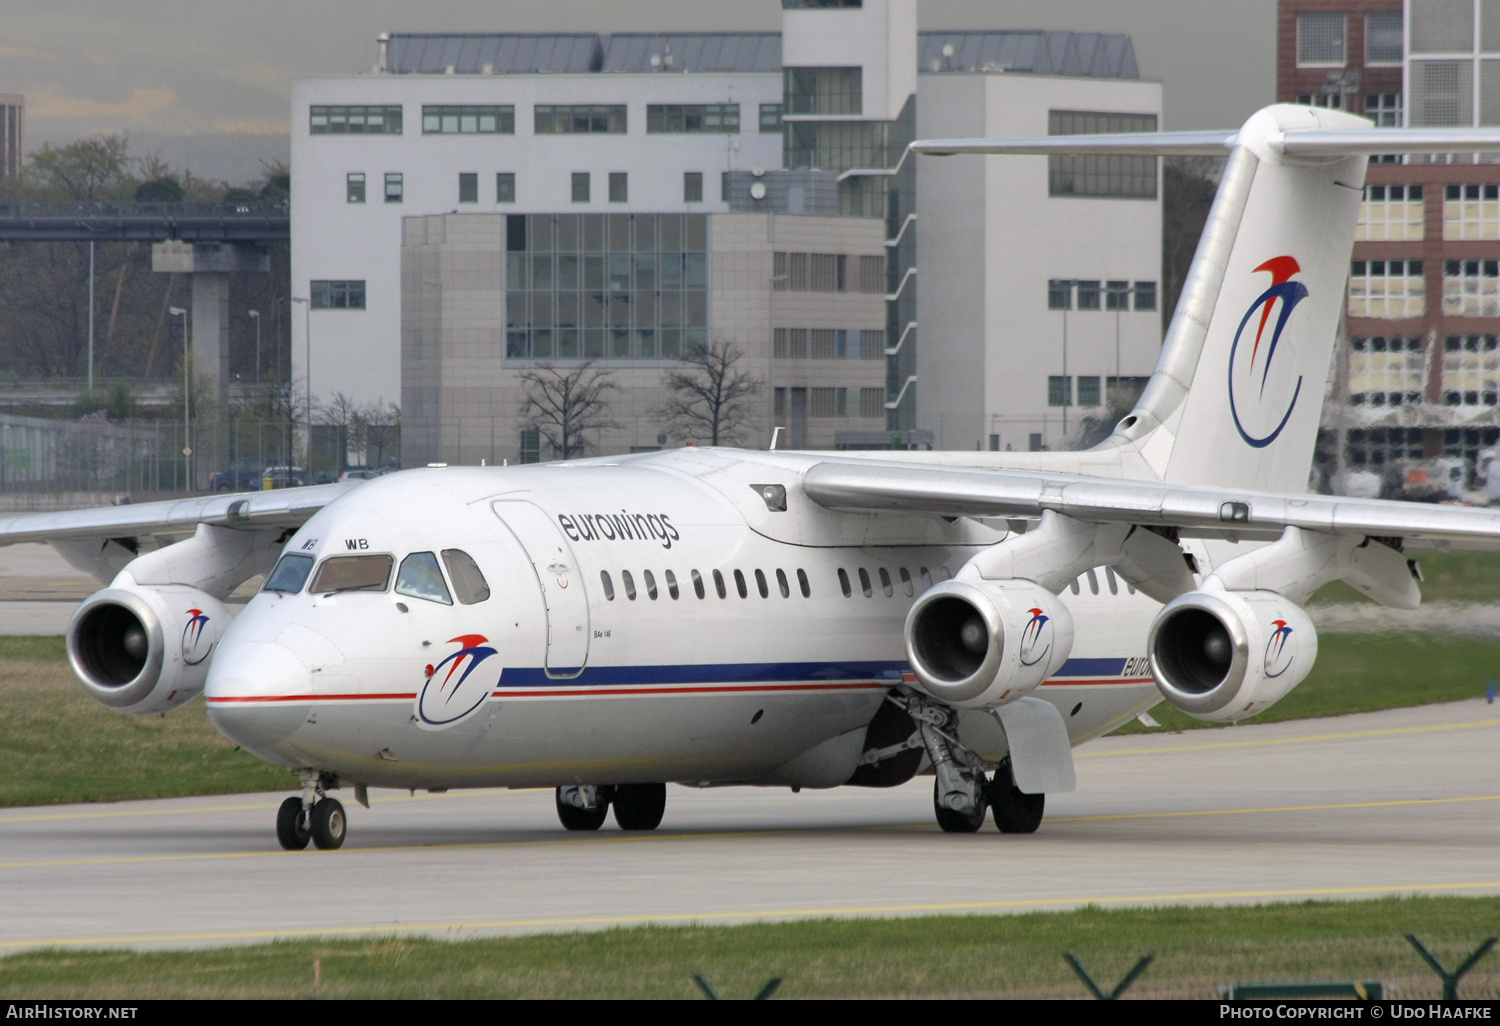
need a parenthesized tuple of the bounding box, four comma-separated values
(0, 788, 543, 825)
(8, 879, 1500, 950)
(1078, 716, 1500, 758)
(1, 793, 1494, 872)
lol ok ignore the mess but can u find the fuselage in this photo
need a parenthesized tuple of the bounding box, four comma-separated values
(205, 448, 1162, 790)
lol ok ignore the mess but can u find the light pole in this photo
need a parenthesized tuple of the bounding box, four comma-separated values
(87, 241, 95, 393)
(291, 296, 311, 473)
(247, 309, 261, 384)
(169, 306, 189, 489)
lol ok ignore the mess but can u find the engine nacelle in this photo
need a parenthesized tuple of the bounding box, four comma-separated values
(66, 585, 230, 715)
(904, 579, 1075, 709)
(1147, 589, 1317, 722)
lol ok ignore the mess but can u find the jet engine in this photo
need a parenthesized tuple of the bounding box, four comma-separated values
(1147, 589, 1317, 722)
(66, 585, 230, 716)
(904, 579, 1074, 709)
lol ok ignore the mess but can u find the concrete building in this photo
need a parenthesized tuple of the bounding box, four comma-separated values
(1279, 0, 1500, 490)
(0, 94, 22, 180)
(290, 1, 1161, 465)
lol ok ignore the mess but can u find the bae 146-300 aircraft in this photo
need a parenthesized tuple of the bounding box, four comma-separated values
(14, 104, 1500, 851)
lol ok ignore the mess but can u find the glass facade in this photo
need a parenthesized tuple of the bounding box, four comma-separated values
(422, 105, 515, 134)
(310, 105, 403, 135)
(784, 67, 862, 115)
(505, 213, 709, 361)
(535, 105, 627, 134)
(647, 104, 740, 133)
(1048, 111, 1159, 199)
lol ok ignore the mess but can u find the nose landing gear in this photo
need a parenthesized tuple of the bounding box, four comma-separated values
(276, 770, 347, 851)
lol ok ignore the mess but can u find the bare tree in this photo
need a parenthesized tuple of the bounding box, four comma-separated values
(363, 401, 401, 469)
(319, 391, 366, 468)
(519, 362, 619, 460)
(654, 339, 763, 447)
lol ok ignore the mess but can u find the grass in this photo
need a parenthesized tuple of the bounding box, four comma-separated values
(0, 636, 291, 807)
(1311, 548, 1500, 605)
(3, 897, 1500, 999)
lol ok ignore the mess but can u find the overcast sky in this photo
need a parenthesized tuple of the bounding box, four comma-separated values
(2, 0, 1276, 182)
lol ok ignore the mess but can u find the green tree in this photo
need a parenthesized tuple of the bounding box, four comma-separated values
(27, 136, 134, 201)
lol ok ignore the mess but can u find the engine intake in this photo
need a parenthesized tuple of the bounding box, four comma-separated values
(67, 585, 229, 715)
(904, 579, 1074, 708)
(1147, 589, 1317, 722)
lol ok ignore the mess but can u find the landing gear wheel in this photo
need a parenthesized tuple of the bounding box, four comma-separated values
(276, 796, 310, 850)
(556, 787, 609, 831)
(611, 783, 666, 831)
(988, 759, 1045, 834)
(933, 778, 988, 833)
(310, 797, 347, 850)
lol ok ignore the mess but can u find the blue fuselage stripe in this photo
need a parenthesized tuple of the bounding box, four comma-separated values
(1056, 657, 1127, 677)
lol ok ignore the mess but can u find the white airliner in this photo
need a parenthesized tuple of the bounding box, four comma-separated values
(16, 105, 1500, 851)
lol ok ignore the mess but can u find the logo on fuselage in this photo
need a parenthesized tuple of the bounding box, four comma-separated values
(416, 634, 499, 728)
(1264, 618, 1296, 678)
(1228, 255, 1309, 449)
(182, 608, 213, 666)
(1018, 607, 1053, 667)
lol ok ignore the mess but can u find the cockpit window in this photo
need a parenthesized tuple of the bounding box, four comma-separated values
(395, 551, 452, 605)
(264, 553, 315, 593)
(442, 549, 490, 604)
(309, 554, 393, 595)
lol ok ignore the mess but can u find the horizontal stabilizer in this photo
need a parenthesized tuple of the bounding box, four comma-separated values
(912, 126, 1500, 159)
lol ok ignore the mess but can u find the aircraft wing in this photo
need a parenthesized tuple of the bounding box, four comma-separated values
(0, 482, 352, 547)
(802, 461, 1500, 548)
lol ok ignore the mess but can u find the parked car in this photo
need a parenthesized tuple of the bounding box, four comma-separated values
(337, 468, 384, 482)
(209, 458, 264, 493)
(261, 466, 307, 490)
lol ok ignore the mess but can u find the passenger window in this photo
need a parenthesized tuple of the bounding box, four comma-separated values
(1086, 569, 1099, 595)
(1105, 566, 1119, 595)
(712, 569, 727, 599)
(858, 568, 873, 597)
(264, 553, 315, 593)
(643, 569, 658, 600)
(797, 568, 811, 597)
(665, 569, 680, 599)
(838, 568, 852, 597)
(1069, 577, 1080, 595)
(899, 568, 914, 597)
(441, 549, 490, 604)
(623, 570, 637, 600)
(919, 567, 933, 590)
(309, 554, 393, 595)
(776, 569, 790, 598)
(601, 570, 615, 600)
(879, 568, 893, 597)
(395, 551, 453, 605)
(755, 569, 769, 598)
(734, 569, 748, 598)
(939, 566, 952, 581)
(692, 569, 706, 599)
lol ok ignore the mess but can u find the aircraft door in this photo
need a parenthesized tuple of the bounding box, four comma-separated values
(492, 500, 589, 678)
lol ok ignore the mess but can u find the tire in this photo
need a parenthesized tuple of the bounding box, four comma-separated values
(988, 759, 1045, 834)
(611, 783, 666, 831)
(556, 787, 608, 831)
(933, 778, 988, 833)
(309, 798, 347, 850)
(276, 796, 310, 851)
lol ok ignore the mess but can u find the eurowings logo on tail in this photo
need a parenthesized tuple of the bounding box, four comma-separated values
(1018, 608, 1052, 667)
(1264, 619, 1296, 678)
(1228, 256, 1309, 449)
(416, 634, 499, 728)
(182, 608, 213, 666)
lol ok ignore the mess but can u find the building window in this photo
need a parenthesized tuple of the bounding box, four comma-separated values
(1366, 12, 1404, 66)
(1444, 184, 1500, 240)
(789, 252, 809, 290)
(1411, 0, 1474, 54)
(1297, 13, 1347, 67)
(1295, 92, 1345, 110)
(1410, 58, 1474, 126)
(1104, 280, 1130, 310)
(1444, 259, 1500, 317)
(346, 173, 365, 203)
(760, 103, 783, 133)
(535, 105, 627, 134)
(647, 104, 739, 133)
(860, 255, 884, 293)
(721, 171, 731, 202)
(310, 105, 402, 135)
(1077, 376, 1102, 407)
(1360, 184, 1425, 241)
(496, 172, 516, 203)
(1350, 260, 1426, 318)
(1048, 280, 1072, 310)
(421, 105, 515, 134)
(1443, 335, 1500, 406)
(1346, 427, 1425, 469)
(810, 254, 838, 291)
(684, 172, 703, 203)
(1134, 281, 1157, 311)
(384, 173, 403, 203)
(1349, 337, 1425, 407)
(810, 329, 837, 359)
(1076, 280, 1101, 310)
(1364, 93, 1404, 126)
(862, 328, 883, 359)
(310, 280, 366, 310)
(609, 172, 627, 203)
(571, 172, 590, 203)
(783, 67, 862, 115)
(774, 386, 786, 420)
(1048, 110, 1158, 199)
(458, 172, 478, 204)
(860, 387, 884, 418)
(1048, 376, 1072, 407)
(811, 388, 838, 417)
(504, 212, 709, 361)
(519, 428, 541, 464)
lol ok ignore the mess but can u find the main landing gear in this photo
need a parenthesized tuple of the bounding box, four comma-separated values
(277, 770, 347, 851)
(556, 783, 667, 832)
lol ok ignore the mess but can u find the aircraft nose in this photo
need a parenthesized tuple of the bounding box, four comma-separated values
(205, 641, 313, 752)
